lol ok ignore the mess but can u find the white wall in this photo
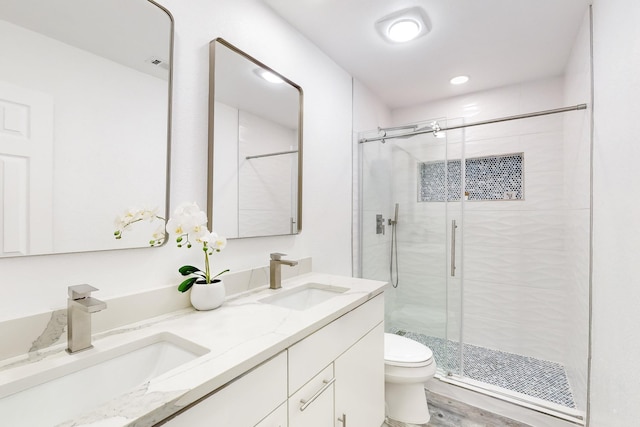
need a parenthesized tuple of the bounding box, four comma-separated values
(590, 0, 640, 425)
(0, 0, 353, 321)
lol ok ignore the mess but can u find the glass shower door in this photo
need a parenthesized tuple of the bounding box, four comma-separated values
(358, 119, 461, 375)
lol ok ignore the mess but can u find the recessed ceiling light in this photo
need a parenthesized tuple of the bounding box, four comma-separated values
(254, 68, 284, 84)
(450, 75, 470, 85)
(375, 7, 431, 44)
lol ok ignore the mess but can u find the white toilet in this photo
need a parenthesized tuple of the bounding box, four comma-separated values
(384, 333, 436, 425)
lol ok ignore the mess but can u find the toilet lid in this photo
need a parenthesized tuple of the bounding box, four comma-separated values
(384, 333, 433, 364)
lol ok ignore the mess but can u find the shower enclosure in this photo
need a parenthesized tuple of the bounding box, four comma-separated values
(357, 105, 591, 421)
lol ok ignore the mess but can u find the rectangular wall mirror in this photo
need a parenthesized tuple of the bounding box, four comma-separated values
(209, 38, 303, 239)
(0, 0, 173, 257)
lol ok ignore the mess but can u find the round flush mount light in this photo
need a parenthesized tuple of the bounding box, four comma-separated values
(450, 75, 470, 85)
(375, 7, 432, 44)
(387, 19, 422, 43)
(254, 68, 284, 84)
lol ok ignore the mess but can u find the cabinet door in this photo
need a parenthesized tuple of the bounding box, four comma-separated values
(255, 401, 287, 427)
(160, 352, 287, 426)
(334, 322, 385, 427)
(289, 364, 334, 427)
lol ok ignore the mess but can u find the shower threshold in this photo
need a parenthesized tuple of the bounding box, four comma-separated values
(391, 329, 577, 410)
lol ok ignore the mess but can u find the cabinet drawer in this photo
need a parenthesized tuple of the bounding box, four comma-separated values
(160, 351, 287, 426)
(288, 363, 334, 427)
(288, 294, 383, 394)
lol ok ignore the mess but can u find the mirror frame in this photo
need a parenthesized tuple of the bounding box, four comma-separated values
(208, 37, 303, 238)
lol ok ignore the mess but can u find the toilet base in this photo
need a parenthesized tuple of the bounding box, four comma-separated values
(385, 382, 430, 424)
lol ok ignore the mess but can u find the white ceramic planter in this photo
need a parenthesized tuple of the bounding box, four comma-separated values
(190, 279, 225, 311)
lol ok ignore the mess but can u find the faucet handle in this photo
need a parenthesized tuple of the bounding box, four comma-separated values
(68, 284, 99, 299)
(270, 252, 287, 261)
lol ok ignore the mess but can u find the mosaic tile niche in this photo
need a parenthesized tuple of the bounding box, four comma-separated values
(418, 153, 524, 202)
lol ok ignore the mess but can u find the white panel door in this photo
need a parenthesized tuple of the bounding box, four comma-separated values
(0, 81, 53, 256)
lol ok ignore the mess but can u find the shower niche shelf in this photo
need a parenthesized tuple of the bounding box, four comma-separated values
(419, 153, 524, 202)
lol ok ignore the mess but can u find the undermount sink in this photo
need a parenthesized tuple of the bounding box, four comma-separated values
(260, 282, 349, 310)
(0, 332, 209, 426)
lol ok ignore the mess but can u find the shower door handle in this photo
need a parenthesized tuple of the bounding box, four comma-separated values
(451, 220, 457, 276)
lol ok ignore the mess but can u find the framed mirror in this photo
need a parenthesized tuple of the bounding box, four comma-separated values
(0, 0, 172, 257)
(209, 38, 303, 239)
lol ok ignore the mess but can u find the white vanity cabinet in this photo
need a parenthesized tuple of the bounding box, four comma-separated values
(288, 294, 385, 427)
(159, 351, 287, 427)
(158, 293, 384, 427)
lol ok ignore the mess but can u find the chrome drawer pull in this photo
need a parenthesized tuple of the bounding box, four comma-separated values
(299, 378, 335, 411)
(338, 413, 347, 425)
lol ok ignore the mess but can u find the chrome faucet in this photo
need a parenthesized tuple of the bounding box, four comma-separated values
(66, 284, 107, 354)
(269, 253, 298, 290)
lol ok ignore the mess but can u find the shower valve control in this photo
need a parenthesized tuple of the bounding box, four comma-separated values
(376, 214, 385, 235)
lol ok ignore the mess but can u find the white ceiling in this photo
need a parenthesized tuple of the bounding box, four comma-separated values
(263, 0, 592, 109)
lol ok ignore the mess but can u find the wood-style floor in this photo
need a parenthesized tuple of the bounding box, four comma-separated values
(384, 391, 532, 427)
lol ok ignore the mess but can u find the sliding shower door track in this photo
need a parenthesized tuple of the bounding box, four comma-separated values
(434, 373, 586, 425)
(359, 103, 587, 144)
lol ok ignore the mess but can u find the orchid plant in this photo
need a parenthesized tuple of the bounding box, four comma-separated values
(165, 202, 228, 292)
(114, 202, 228, 293)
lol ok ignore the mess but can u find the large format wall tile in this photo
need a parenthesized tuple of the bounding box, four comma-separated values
(462, 210, 565, 251)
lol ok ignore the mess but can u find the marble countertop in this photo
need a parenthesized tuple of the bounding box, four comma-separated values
(0, 272, 387, 427)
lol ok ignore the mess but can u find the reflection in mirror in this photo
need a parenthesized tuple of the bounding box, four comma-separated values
(209, 38, 303, 239)
(0, 0, 172, 257)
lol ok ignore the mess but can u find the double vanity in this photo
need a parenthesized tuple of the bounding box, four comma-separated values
(0, 272, 387, 426)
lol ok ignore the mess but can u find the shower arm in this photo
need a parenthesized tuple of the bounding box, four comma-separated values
(359, 104, 587, 144)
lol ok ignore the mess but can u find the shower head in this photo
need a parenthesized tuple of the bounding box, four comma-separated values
(389, 203, 399, 225)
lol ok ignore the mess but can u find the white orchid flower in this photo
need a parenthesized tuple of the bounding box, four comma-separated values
(165, 202, 213, 248)
(114, 206, 165, 241)
(145, 223, 166, 246)
(211, 233, 227, 251)
(140, 207, 159, 221)
(165, 217, 184, 235)
(199, 232, 226, 258)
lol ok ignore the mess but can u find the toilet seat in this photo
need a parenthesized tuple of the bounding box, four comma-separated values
(384, 333, 434, 368)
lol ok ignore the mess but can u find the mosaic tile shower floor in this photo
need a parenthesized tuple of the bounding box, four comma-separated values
(391, 329, 576, 409)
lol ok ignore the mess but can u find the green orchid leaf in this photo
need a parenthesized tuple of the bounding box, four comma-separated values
(178, 277, 198, 293)
(179, 265, 201, 276)
(213, 269, 230, 279)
